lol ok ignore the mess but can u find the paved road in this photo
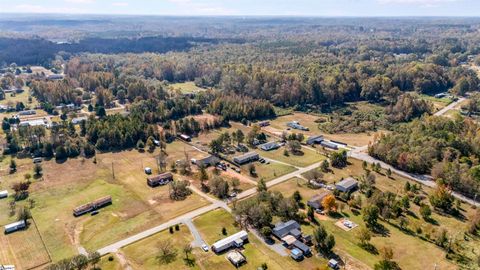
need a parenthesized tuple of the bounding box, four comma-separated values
(434, 97, 465, 116)
(348, 96, 480, 207)
(183, 218, 206, 248)
(97, 202, 225, 255)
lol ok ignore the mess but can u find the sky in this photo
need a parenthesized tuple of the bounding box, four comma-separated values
(0, 0, 478, 17)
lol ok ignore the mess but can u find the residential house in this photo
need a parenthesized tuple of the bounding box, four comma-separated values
(335, 177, 358, 193)
(259, 141, 281, 151)
(17, 110, 36, 116)
(147, 172, 173, 187)
(273, 220, 301, 239)
(179, 134, 191, 142)
(233, 152, 259, 165)
(286, 121, 309, 131)
(71, 116, 88, 125)
(193, 155, 220, 168)
(4, 220, 26, 234)
(73, 196, 112, 217)
(307, 190, 332, 210)
(306, 135, 324, 145)
(211, 230, 248, 253)
(320, 141, 338, 150)
(258, 121, 270, 127)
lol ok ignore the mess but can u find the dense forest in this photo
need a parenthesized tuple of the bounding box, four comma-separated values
(0, 36, 233, 66)
(369, 116, 480, 197)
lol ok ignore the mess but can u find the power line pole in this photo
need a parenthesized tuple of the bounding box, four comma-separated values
(112, 162, 115, 180)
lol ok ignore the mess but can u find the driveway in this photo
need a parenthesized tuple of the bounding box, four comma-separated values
(183, 218, 206, 248)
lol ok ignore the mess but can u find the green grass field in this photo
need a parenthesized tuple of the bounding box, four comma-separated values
(193, 209, 329, 270)
(242, 161, 297, 182)
(271, 170, 473, 270)
(260, 147, 326, 167)
(122, 225, 201, 270)
(169, 82, 208, 94)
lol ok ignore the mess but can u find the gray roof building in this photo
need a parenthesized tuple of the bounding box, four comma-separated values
(306, 135, 324, 145)
(233, 151, 259, 165)
(273, 220, 301, 239)
(259, 141, 281, 151)
(335, 177, 358, 193)
(307, 190, 332, 209)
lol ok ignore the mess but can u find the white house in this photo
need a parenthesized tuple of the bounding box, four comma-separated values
(212, 230, 248, 253)
(4, 220, 26, 234)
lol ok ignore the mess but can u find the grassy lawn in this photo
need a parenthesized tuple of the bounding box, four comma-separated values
(169, 82, 207, 94)
(272, 169, 473, 269)
(0, 220, 51, 269)
(122, 225, 201, 270)
(259, 147, 326, 167)
(242, 161, 297, 182)
(193, 209, 329, 270)
(99, 255, 123, 270)
(265, 111, 377, 147)
(0, 87, 39, 108)
(1, 146, 209, 263)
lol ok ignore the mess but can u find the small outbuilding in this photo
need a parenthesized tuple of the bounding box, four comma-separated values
(4, 220, 26, 234)
(290, 248, 303, 261)
(0, 190, 8, 199)
(328, 259, 339, 269)
(335, 177, 358, 193)
(226, 250, 246, 267)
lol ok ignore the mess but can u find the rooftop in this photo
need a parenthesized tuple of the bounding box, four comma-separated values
(336, 177, 358, 189)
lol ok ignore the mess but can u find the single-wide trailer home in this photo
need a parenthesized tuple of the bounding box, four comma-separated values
(147, 172, 173, 187)
(212, 230, 248, 253)
(73, 196, 112, 217)
(4, 220, 26, 234)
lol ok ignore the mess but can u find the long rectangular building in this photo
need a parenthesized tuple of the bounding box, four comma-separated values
(233, 152, 259, 165)
(4, 220, 26, 234)
(147, 172, 173, 187)
(211, 230, 248, 253)
(73, 196, 112, 217)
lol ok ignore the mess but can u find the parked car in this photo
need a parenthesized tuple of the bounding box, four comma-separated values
(33, 157, 42, 164)
(91, 210, 99, 216)
(144, 167, 152, 174)
(201, 244, 209, 252)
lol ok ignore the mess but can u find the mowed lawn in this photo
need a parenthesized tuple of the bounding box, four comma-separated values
(122, 225, 201, 270)
(241, 161, 297, 182)
(0, 221, 51, 269)
(193, 209, 329, 270)
(28, 146, 209, 262)
(265, 112, 376, 147)
(271, 175, 459, 270)
(259, 147, 326, 167)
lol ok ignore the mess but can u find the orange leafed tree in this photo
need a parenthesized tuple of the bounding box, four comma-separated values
(322, 194, 337, 213)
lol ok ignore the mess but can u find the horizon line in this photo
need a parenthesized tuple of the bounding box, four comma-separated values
(0, 12, 480, 19)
